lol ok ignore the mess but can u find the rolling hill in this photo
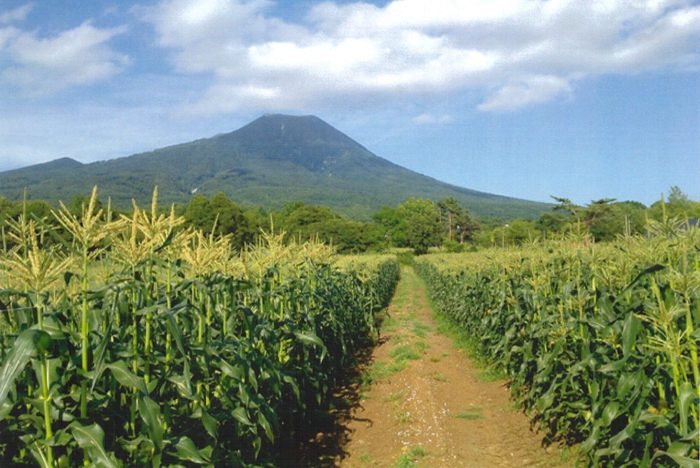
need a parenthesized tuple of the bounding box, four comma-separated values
(0, 114, 549, 219)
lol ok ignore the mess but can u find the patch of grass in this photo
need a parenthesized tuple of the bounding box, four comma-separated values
(407, 446, 428, 457)
(359, 453, 372, 463)
(389, 344, 422, 361)
(395, 409, 411, 424)
(390, 334, 409, 345)
(384, 391, 405, 402)
(476, 368, 505, 382)
(394, 446, 428, 468)
(428, 355, 441, 362)
(363, 360, 408, 388)
(431, 373, 447, 382)
(414, 340, 429, 353)
(431, 309, 506, 382)
(381, 315, 399, 333)
(411, 321, 431, 338)
(455, 406, 483, 420)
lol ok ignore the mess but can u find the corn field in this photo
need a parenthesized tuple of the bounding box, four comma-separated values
(415, 218, 699, 467)
(0, 187, 400, 467)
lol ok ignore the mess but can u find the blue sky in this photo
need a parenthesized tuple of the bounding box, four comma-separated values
(1, 0, 698, 207)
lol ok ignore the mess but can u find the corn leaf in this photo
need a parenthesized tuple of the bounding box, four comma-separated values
(107, 360, 148, 394)
(0, 329, 51, 407)
(172, 436, 210, 464)
(70, 422, 119, 468)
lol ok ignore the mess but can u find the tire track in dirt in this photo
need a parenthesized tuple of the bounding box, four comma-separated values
(337, 266, 575, 468)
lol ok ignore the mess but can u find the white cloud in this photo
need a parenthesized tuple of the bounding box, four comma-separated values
(139, 0, 700, 114)
(0, 4, 33, 24)
(412, 113, 453, 123)
(0, 10, 128, 95)
(478, 75, 572, 112)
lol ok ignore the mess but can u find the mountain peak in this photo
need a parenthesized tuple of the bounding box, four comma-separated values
(0, 114, 549, 219)
(219, 114, 367, 172)
(233, 114, 348, 142)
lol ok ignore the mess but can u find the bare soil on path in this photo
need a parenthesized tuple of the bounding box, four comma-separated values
(334, 266, 574, 468)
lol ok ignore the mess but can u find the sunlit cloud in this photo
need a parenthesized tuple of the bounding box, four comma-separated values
(0, 14, 128, 95)
(478, 75, 572, 112)
(140, 0, 700, 114)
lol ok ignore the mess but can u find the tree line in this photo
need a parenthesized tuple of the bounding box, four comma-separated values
(1, 186, 698, 255)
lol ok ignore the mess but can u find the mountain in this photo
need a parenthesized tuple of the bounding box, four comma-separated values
(0, 114, 549, 219)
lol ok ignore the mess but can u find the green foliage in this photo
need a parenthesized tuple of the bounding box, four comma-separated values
(0, 192, 401, 467)
(648, 186, 700, 222)
(398, 198, 442, 255)
(437, 197, 477, 243)
(184, 193, 254, 250)
(415, 225, 700, 467)
(278, 202, 382, 253)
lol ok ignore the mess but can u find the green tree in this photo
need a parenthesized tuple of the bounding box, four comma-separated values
(437, 197, 478, 243)
(648, 186, 700, 222)
(282, 203, 379, 253)
(398, 198, 442, 254)
(0, 197, 18, 225)
(504, 219, 537, 245)
(372, 206, 407, 247)
(283, 204, 337, 242)
(548, 196, 648, 242)
(184, 194, 211, 231)
(184, 193, 253, 250)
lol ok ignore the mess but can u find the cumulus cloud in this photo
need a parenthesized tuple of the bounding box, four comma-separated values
(0, 9, 128, 95)
(140, 0, 700, 113)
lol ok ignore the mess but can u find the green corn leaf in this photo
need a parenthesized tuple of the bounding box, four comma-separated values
(165, 311, 186, 358)
(218, 360, 244, 380)
(294, 331, 327, 362)
(0, 329, 51, 407)
(602, 401, 621, 427)
(69, 422, 119, 468)
(599, 357, 628, 374)
(536, 388, 556, 414)
(616, 264, 665, 301)
(257, 411, 275, 442)
(153, 229, 175, 253)
(28, 441, 51, 468)
(621, 313, 642, 357)
(107, 360, 148, 394)
(678, 381, 695, 435)
(616, 371, 644, 399)
(201, 409, 218, 440)
(137, 394, 165, 453)
(168, 374, 195, 400)
(651, 441, 697, 468)
(89, 304, 115, 392)
(232, 406, 253, 426)
(0, 399, 13, 419)
(173, 436, 210, 464)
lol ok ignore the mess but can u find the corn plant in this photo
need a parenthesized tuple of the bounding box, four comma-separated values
(0, 187, 400, 467)
(415, 218, 699, 467)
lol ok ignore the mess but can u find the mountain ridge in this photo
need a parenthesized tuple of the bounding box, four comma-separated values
(0, 114, 549, 219)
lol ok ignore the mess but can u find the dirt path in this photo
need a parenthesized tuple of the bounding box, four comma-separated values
(336, 266, 574, 468)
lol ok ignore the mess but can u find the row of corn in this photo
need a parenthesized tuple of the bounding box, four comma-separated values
(0, 188, 400, 467)
(415, 219, 699, 467)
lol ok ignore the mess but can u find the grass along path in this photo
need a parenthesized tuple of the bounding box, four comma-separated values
(338, 266, 575, 468)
